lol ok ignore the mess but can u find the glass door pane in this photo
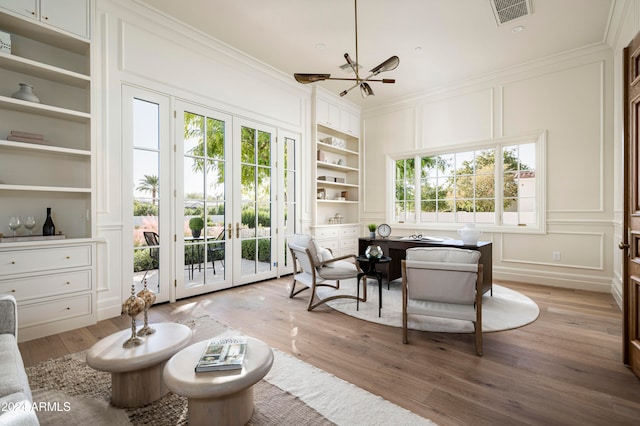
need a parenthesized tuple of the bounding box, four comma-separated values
(234, 120, 277, 284)
(132, 99, 161, 295)
(176, 102, 231, 298)
(280, 132, 300, 273)
(124, 86, 170, 303)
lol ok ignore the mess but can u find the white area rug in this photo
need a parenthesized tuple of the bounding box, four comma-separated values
(317, 279, 539, 333)
(28, 315, 434, 425)
(267, 349, 434, 426)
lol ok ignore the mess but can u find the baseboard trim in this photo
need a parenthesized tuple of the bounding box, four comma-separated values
(494, 267, 610, 293)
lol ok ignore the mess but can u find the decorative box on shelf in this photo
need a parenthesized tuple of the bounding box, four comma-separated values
(0, 30, 10, 54)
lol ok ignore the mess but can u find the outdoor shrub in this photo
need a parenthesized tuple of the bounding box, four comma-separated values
(133, 249, 156, 272)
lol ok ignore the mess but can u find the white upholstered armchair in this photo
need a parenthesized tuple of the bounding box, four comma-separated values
(288, 234, 364, 311)
(401, 247, 484, 355)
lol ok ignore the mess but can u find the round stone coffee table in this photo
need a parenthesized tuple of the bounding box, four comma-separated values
(86, 322, 192, 408)
(163, 336, 273, 426)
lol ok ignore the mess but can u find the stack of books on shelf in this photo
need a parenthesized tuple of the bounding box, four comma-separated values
(195, 336, 248, 372)
(6, 130, 48, 146)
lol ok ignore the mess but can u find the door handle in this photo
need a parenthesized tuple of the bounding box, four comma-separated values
(619, 242, 630, 250)
(227, 223, 232, 239)
(236, 223, 240, 239)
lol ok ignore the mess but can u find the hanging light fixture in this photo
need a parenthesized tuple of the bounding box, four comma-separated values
(293, 0, 399, 98)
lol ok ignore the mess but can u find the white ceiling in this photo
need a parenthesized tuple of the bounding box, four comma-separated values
(136, 0, 617, 108)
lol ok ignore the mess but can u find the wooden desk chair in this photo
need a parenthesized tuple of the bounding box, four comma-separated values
(402, 247, 484, 355)
(288, 234, 364, 311)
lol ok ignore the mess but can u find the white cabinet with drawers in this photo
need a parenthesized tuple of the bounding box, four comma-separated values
(311, 224, 359, 258)
(0, 240, 96, 342)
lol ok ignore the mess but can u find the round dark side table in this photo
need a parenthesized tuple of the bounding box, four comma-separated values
(356, 255, 391, 317)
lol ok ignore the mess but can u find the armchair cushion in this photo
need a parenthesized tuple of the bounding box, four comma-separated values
(405, 247, 480, 304)
(402, 247, 484, 355)
(291, 234, 333, 265)
(317, 260, 359, 280)
(406, 247, 480, 264)
(0, 295, 18, 336)
(404, 260, 478, 304)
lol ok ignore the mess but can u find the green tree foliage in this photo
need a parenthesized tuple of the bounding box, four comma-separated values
(133, 199, 158, 216)
(398, 148, 530, 215)
(419, 156, 452, 212)
(136, 174, 159, 206)
(449, 148, 527, 212)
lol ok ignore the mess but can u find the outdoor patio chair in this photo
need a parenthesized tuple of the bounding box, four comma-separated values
(207, 229, 225, 274)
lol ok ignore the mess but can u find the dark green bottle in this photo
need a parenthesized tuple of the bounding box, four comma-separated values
(43, 207, 55, 236)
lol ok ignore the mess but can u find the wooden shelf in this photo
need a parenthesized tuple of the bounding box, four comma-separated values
(0, 12, 90, 54)
(317, 141, 359, 156)
(0, 140, 90, 157)
(0, 95, 90, 121)
(0, 184, 91, 193)
(0, 52, 90, 87)
(317, 199, 358, 204)
(316, 180, 358, 188)
(317, 161, 358, 173)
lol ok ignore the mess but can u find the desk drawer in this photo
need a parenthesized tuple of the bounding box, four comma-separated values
(19, 293, 92, 327)
(340, 237, 358, 250)
(0, 270, 92, 302)
(0, 245, 92, 275)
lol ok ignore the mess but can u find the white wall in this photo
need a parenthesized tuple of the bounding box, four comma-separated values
(93, 0, 312, 318)
(361, 45, 616, 293)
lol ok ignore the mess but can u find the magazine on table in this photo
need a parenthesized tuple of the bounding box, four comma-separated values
(195, 336, 248, 372)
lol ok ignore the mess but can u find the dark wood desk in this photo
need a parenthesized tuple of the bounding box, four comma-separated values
(358, 237, 492, 295)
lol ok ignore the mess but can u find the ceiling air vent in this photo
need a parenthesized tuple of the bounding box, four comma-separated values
(490, 0, 532, 25)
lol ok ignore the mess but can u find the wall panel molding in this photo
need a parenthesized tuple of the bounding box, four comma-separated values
(499, 231, 605, 270)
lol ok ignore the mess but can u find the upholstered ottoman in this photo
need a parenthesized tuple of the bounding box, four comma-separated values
(163, 336, 273, 426)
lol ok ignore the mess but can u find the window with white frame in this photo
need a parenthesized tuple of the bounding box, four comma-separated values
(393, 135, 543, 230)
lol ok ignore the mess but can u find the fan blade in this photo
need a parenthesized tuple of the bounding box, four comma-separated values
(294, 73, 331, 83)
(382, 79, 395, 83)
(370, 56, 400, 75)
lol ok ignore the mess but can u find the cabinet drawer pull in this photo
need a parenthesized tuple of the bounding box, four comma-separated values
(65, 281, 71, 285)
(43, 16, 49, 20)
(66, 307, 71, 310)
(66, 256, 71, 259)
(10, 261, 16, 264)
(11, 289, 15, 293)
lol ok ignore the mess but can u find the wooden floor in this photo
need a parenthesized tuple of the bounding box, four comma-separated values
(19, 279, 640, 425)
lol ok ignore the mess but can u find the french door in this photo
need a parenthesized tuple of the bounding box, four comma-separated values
(124, 86, 171, 303)
(233, 118, 279, 285)
(126, 91, 298, 301)
(622, 30, 640, 380)
(174, 104, 293, 297)
(174, 102, 233, 298)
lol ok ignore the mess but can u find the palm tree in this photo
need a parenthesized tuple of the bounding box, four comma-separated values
(137, 174, 159, 206)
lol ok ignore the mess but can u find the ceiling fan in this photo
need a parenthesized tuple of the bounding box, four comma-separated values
(293, 0, 399, 98)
